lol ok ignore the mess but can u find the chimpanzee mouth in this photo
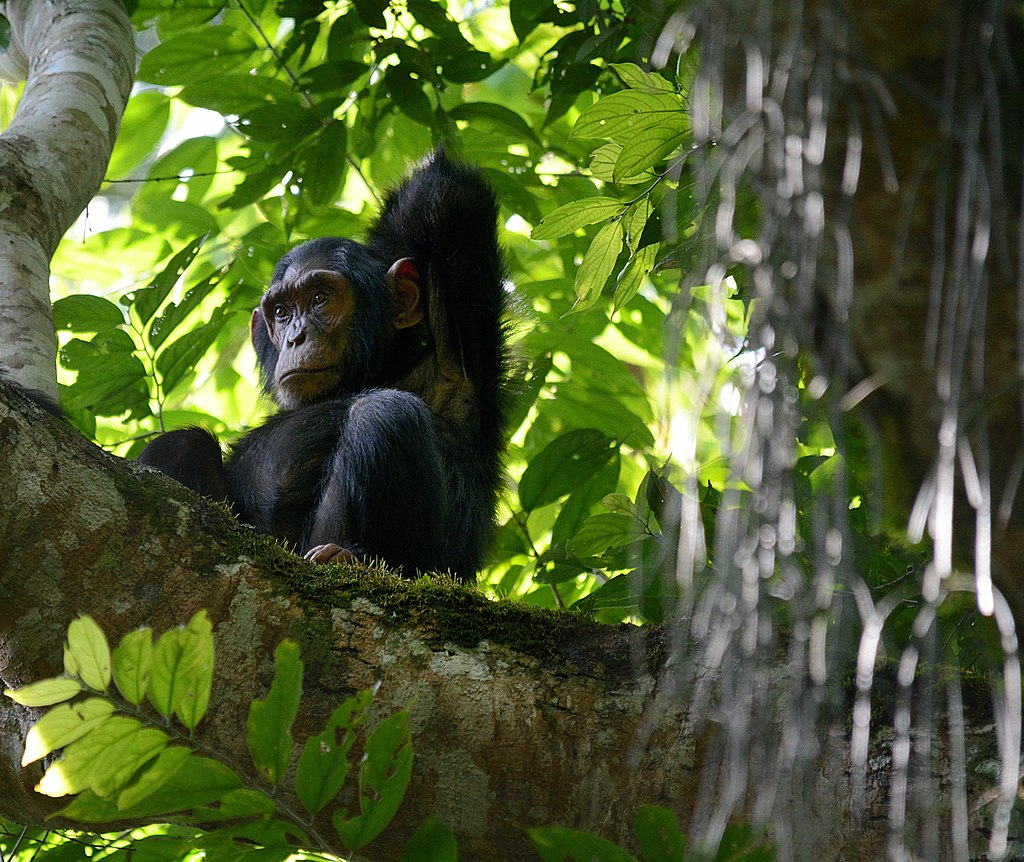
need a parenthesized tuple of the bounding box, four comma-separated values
(279, 366, 341, 382)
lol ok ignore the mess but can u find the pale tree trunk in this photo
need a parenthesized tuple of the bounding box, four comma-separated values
(0, 0, 133, 398)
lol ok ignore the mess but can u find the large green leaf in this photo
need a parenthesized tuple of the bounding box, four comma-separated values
(634, 805, 686, 862)
(529, 826, 637, 862)
(573, 221, 623, 310)
(572, 90, 686, 148)
(64, 615, 111, 691)
(4, 677, 82, 707)
(532, 197, 623, 241)
(22, 698, 115, 766)
(298, 121, 348, 208)
(179, 74, 297, 114)
(295, 690, 372, 816)
(149, 269, 223, 350)
(610, 63, 676, 95)
(449, 102, 539, 144)
(333, 710, 413, 850)
(124, 234, 208, 326)
(248, 640, 303, 786)
(112, 627, 153, 706)
(566, 512, 638, 558)
(106, 91, 170, 180)
(51, 295, 124, 332)
(519, 429, 619, 512)
(155, 314, 229, 398)
(36, 715, 168, 799)
(147, 610, 214, 730)
(402, 816, 458, 862)
(137, 27, 257, 85)
(59, 330, 149, 418)
(58, 755, 242, 821)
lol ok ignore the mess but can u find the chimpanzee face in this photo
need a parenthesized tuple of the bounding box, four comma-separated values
(252, 239, 423, 410)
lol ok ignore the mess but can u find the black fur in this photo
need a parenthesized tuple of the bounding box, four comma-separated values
(138, 151, 508, 579)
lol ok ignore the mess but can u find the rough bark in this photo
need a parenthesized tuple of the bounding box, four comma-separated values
(0, 0, 133, 398)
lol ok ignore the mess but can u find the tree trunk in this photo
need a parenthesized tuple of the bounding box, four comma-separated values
(0, 0, 133, 398)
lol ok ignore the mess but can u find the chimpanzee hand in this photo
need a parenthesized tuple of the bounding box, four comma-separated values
(304, 543, 359, 564)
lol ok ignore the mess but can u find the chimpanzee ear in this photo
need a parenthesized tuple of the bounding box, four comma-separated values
(250, 307, 268, 341)
(387, 257, 424, 330)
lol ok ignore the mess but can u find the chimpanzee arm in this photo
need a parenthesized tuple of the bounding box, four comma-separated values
(302, 389, 447, 575)
(137, 427, 230, 501)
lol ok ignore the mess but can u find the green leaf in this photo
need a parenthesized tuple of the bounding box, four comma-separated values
(571, 574, 637, 617)
(509, 0, 554, 41)
(240, 103, 321, 143)
(566, 512, 639, 558)
(248, 640, 303, 786)
(610, 63, 676, 95)
(59, 330, 149, 418)
(402, 816, 458, 862)
(58, 755, 242, 821)
(529, 826, 638, 862)
(551, 458, 621, 547)
(533, 546, 592, 585)
(115, 745, 192, 810)
(634, 805, 685, 862)
(299, 121, 347, 208)
(442, 50, 503, 83)
(124, 234, 208, 326)
(155, 315, 228, 398)
(572, 91, 686, 145)
(385, 67, 434, 126)
(112, 627, 153, 706)
(573, 221, 623, 311)
(51, 295, 125, 332)
(333, 710, 413, 851)
(296, 690, 372, 815)
(148, 610, 214, 730)
(590, 143, 656, 185)
(614, 123, 688, 183)
(148, 269, 222, 350)
(353, 0, 388, 28)
(36, 715, 168, 798)
(625, 198, 654, 253)
(221, 161, 287, 209)
(449, 102, 538, 144)
(614, 245, 658, 312)
(137, 27, 257, 85)
(179, 74, 297, 113)
(532, 197, 623, 241)
(143, 135, 220, 206)
(5, 677, 82, 707)
(407, 0, 460, 36)
(106, 90, 170, 180)
(193, 787, 278, 822)
(22, 698, 115, 766)
(63, 615, 111, 690)
(519, 429, 619, 512)
(545, 61, 601, 126)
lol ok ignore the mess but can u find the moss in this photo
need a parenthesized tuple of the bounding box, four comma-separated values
(121, 464, 666, 679)
(226, 531, 660, 677)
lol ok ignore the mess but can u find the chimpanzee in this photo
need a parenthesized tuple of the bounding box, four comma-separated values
(138, 151, 509, 579)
